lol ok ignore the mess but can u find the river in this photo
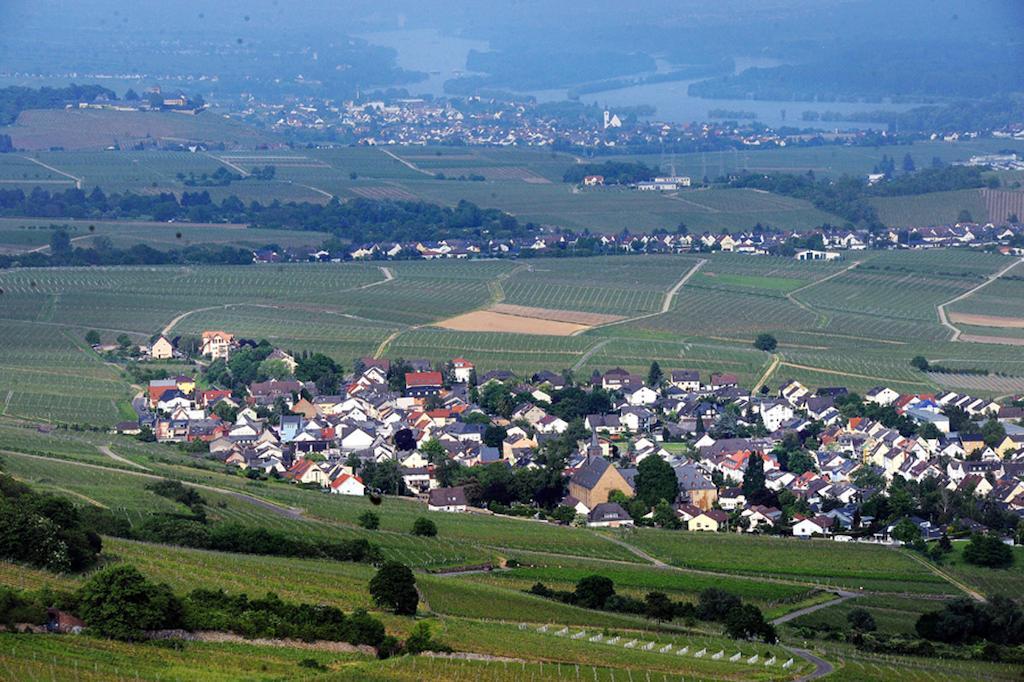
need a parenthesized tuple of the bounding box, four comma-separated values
(361, 28, 916, 129)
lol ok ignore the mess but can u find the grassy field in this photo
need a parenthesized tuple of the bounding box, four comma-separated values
(623, 529, 957, 595)
(2, 138, 1019, 236)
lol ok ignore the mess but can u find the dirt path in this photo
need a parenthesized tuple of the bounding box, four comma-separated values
(379, 148, 434, 176)
(571, 339, 611, 372)
(779, 361, 932, 388)
(597, 532, 669, 567)
(357, 266, 394, 290)
(901, 549, 984, 601)
(771, 591, 858, 626)
(937, 258, 1023, 341)
(576, 258, 706, 335)
(98, 445, 151, 471)
(787, 260, 861, 324)
(24, 233, 93, 254)
(753, 353, 782, 393)
(208, 154, 250, 177)
(22, 155, 82, 189)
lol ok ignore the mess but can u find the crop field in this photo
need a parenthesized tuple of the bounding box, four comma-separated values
(0, 108, 277, 151)
(869, 189, 988, 227)
(783, 594, 941, 637)
(452, 551, 818, 611)
(981, 187, 1024, 224)
(4, 250, 1024, 424)
(611, 138, 1024, 180)
(624, 530, 956, 595)
(0, 634, 370, 682)
(940, 542, 1024, 598)
(820, 642, 1021, 682)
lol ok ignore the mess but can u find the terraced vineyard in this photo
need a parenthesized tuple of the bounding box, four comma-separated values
(5, 249, 1024, 424)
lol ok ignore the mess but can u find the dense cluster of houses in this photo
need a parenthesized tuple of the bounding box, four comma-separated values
(252, 223, 1024, 265)
(123, 331, 1024, 543)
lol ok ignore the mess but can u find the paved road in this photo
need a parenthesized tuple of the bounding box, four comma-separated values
(98, 445, 151, 471)
(771, 590, 859, 626)
(784, 646, 834, 681)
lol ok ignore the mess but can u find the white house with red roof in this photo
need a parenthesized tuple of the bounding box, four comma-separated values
(329, 473, 365, 496)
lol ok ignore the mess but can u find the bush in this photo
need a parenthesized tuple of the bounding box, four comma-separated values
(697, 588, 742, 622)
(77, 565, 182, 641)
(412, 517, 437, 537)
(358, 510, 380, 530)
(0, 475, 103, 572)
(404, 621, 451, 654)
(369, 562, 418, 615)
(753, 333, 777, 352)
(573, 575, 616, 610)
(847, 608, 877, 632)
(963, 533, 1014, 568)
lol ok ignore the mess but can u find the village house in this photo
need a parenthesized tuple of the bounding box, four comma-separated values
(568, 456, 634, 509)
(428, 485, 469, 512)
(201, 330, 235, 360)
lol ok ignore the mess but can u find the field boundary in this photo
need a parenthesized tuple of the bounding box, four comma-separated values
(21, 155, 82, 189)
(936, 257, 1023, 341)
(575, 258, 707, 335)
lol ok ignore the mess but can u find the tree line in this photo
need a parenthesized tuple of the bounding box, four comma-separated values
(0, 187, 531, 244)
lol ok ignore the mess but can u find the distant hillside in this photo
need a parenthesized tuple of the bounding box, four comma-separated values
(1, 109, 277, 151)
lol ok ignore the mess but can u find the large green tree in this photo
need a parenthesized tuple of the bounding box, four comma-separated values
(634, 455, 678, 508)
(369, 562, 418, 615)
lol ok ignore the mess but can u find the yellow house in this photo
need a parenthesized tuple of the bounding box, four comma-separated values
(175, 376, 196, 396)
(688, 510, 729, 532)
(151, 336, 174, 360)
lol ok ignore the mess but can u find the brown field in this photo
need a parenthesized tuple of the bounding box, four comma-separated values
(350, 186, 420, 200)
(489, 304, 624, 326)
(2, 109, 275, 151)
(434, 310, 589, 336)
(950, 312, 1024, 328)
(959, 334, 1024, 346)
(438, 166, 551, 183)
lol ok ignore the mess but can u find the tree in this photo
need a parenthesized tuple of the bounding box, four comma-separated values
(411, 517, 437, 537)
(116, 334, 132, 349)
(981, 418, 1006, 448)
(902, 153, 916, 173)
(258, 358, 292, 380)
(368, 562, 418, 615)
(724, 604, 776, 643)
(77, 565, 181, 641)
(644, 591, 676, 621)
(647, 361, 663, 387)
(786, 450, 816, 475)
(85, 330, 101, 346)
(49, 229, 71, 261)
(358, 510, 380, 530)
(483, 424, 508, 448)
(963, 533, 1013, 568)
(574, 575, 615, 610)
(634, 455, 678, 508)
(742, 453, 766, 499)
(891, 517, 921, 544)
(958, 209, 974, 223)
(753, 333, 777, 352)
(847, 608, 877, 632)
(910, 355, 930, 371)
(652, 500, 681, 529)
